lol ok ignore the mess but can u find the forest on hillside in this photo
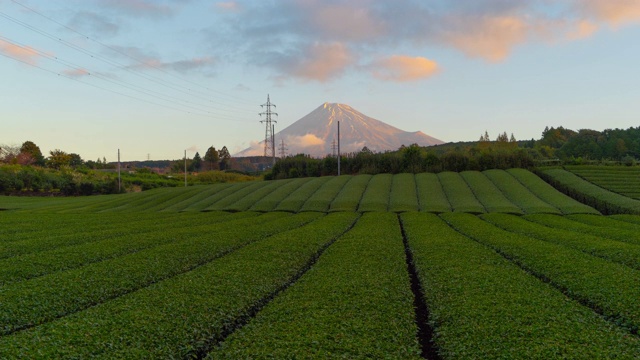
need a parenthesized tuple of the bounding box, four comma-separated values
(267, 126, 640, 179)
(2, 126, 639, 193)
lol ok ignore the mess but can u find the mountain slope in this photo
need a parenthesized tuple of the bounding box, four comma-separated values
(237, 103, 443, 157)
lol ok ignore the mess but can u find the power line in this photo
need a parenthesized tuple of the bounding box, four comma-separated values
(0, 52, 212, 117)
(0, 6, 257, 119)
(0, 36, 254, 121)
(9, 0, 256, 107)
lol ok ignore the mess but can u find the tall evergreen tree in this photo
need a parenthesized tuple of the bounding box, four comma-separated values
(204, 146, 219, 171)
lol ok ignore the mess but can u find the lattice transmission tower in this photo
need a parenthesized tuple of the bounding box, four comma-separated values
(278, 139, 288, 159)
(259, 94, 278, 158)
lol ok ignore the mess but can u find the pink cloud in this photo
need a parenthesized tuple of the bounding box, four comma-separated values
(372, 55, 439, 82)
(63, 68, 90, 78)
(216, 2, 240, 12)
(578, 0, 640, 26)
(289, 42, 354, 82)
(566, 19, 599, 40)
(300, 0, 385, 42)
(441, 15, 530, 62)
(100, 0, 173, 17)
(0, 39, 41, 65)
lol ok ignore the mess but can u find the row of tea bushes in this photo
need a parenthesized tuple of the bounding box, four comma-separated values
(402, 212, 640, 358)
(208, 212, 421, 358)
(442, 212, 640, 335)
(0, 213, 359, 358)
(0, 212, 319, 335)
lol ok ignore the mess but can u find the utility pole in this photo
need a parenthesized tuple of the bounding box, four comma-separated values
(278, 139, 288, 159)
(337, 121, 341, 176)
(272, 124, 276, 166)
(259, 94, 278, 159)
(117, 149, 121, 193)
(184, 150, 187, 187)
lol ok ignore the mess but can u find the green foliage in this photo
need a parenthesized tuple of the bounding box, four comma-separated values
(459, 171, 523, 214)
(299, 175, 351, 212)
(249, 178, 309, 212)
(204, 146, 220, 171)
(442, 212, 640, 336)
(415, 173, 451, 213)
(209, 213, 420, 359)
(0, 178, 638, 358)
(0, 212, 243, 286)
(274, 176, 331, 212)
(483, 213, 640, 270)
(218, 146, 231, 170)
(19, 141, 45, 166)
(189, 152, 202, 172)
(388, 173, 419, 212)
(438, 172, 485, 214)
(525, 214, 640, 246)
(357, 173, 392, 212)
(537, 168, 640, 215)
(0, 212, 317, 337)
(484, 169, 561, 214)
(506, 168, 600, 215)
(565, 165, 640, 200)
(0, 212, 352, 358)
(329, 174, 371, 212)
(269, 143, 534, 179)
(403, 212, 640, 358)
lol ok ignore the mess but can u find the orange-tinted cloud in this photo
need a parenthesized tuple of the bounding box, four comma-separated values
(214, 1, 640, 80)
(289, 42, 354, 82)
(0, 39, 41, 65)
(372, 55, 439, 82)
(100, 0, 173, 17)
(288, 134, 325, 147)
(441, 15, 529, 62)
(578, 0, 640, 26)
(63, 68, 91, 78)
(567, 19, 599, 40)
(300, 0, 385, 42)
(216, 2, 240, 12)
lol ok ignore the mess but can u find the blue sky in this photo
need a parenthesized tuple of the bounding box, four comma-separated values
(1, 0, 639, 161)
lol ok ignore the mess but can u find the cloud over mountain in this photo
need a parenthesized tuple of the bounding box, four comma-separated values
(236, 103, 443, 157)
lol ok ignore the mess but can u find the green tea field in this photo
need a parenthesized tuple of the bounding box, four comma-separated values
(1, 169, 640, 358)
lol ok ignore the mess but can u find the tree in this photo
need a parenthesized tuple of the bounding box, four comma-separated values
(360, 146, 373, 155)
(218, 146, 231, 170)
(496, 132, 509, 142)
(204, 146, 219, 171)
(47, 149, 72, 169)
(402, 144, 423, 173)
(0, 144, 20, 164)
(190, 152, 202, 172)
(20, 141, 45, 166)
(69, 153, 84, 168)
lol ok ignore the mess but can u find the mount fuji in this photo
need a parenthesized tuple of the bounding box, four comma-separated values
(236, 103, 444, 157)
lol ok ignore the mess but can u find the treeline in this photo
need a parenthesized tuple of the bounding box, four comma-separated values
(0, 141, 117, 170)
(0, 165, 124, 196)
(525, 126, 640, 163)
(167, 146, 232, 173)
(267, 126, 640, 180)
(266, 142, 533, 180)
